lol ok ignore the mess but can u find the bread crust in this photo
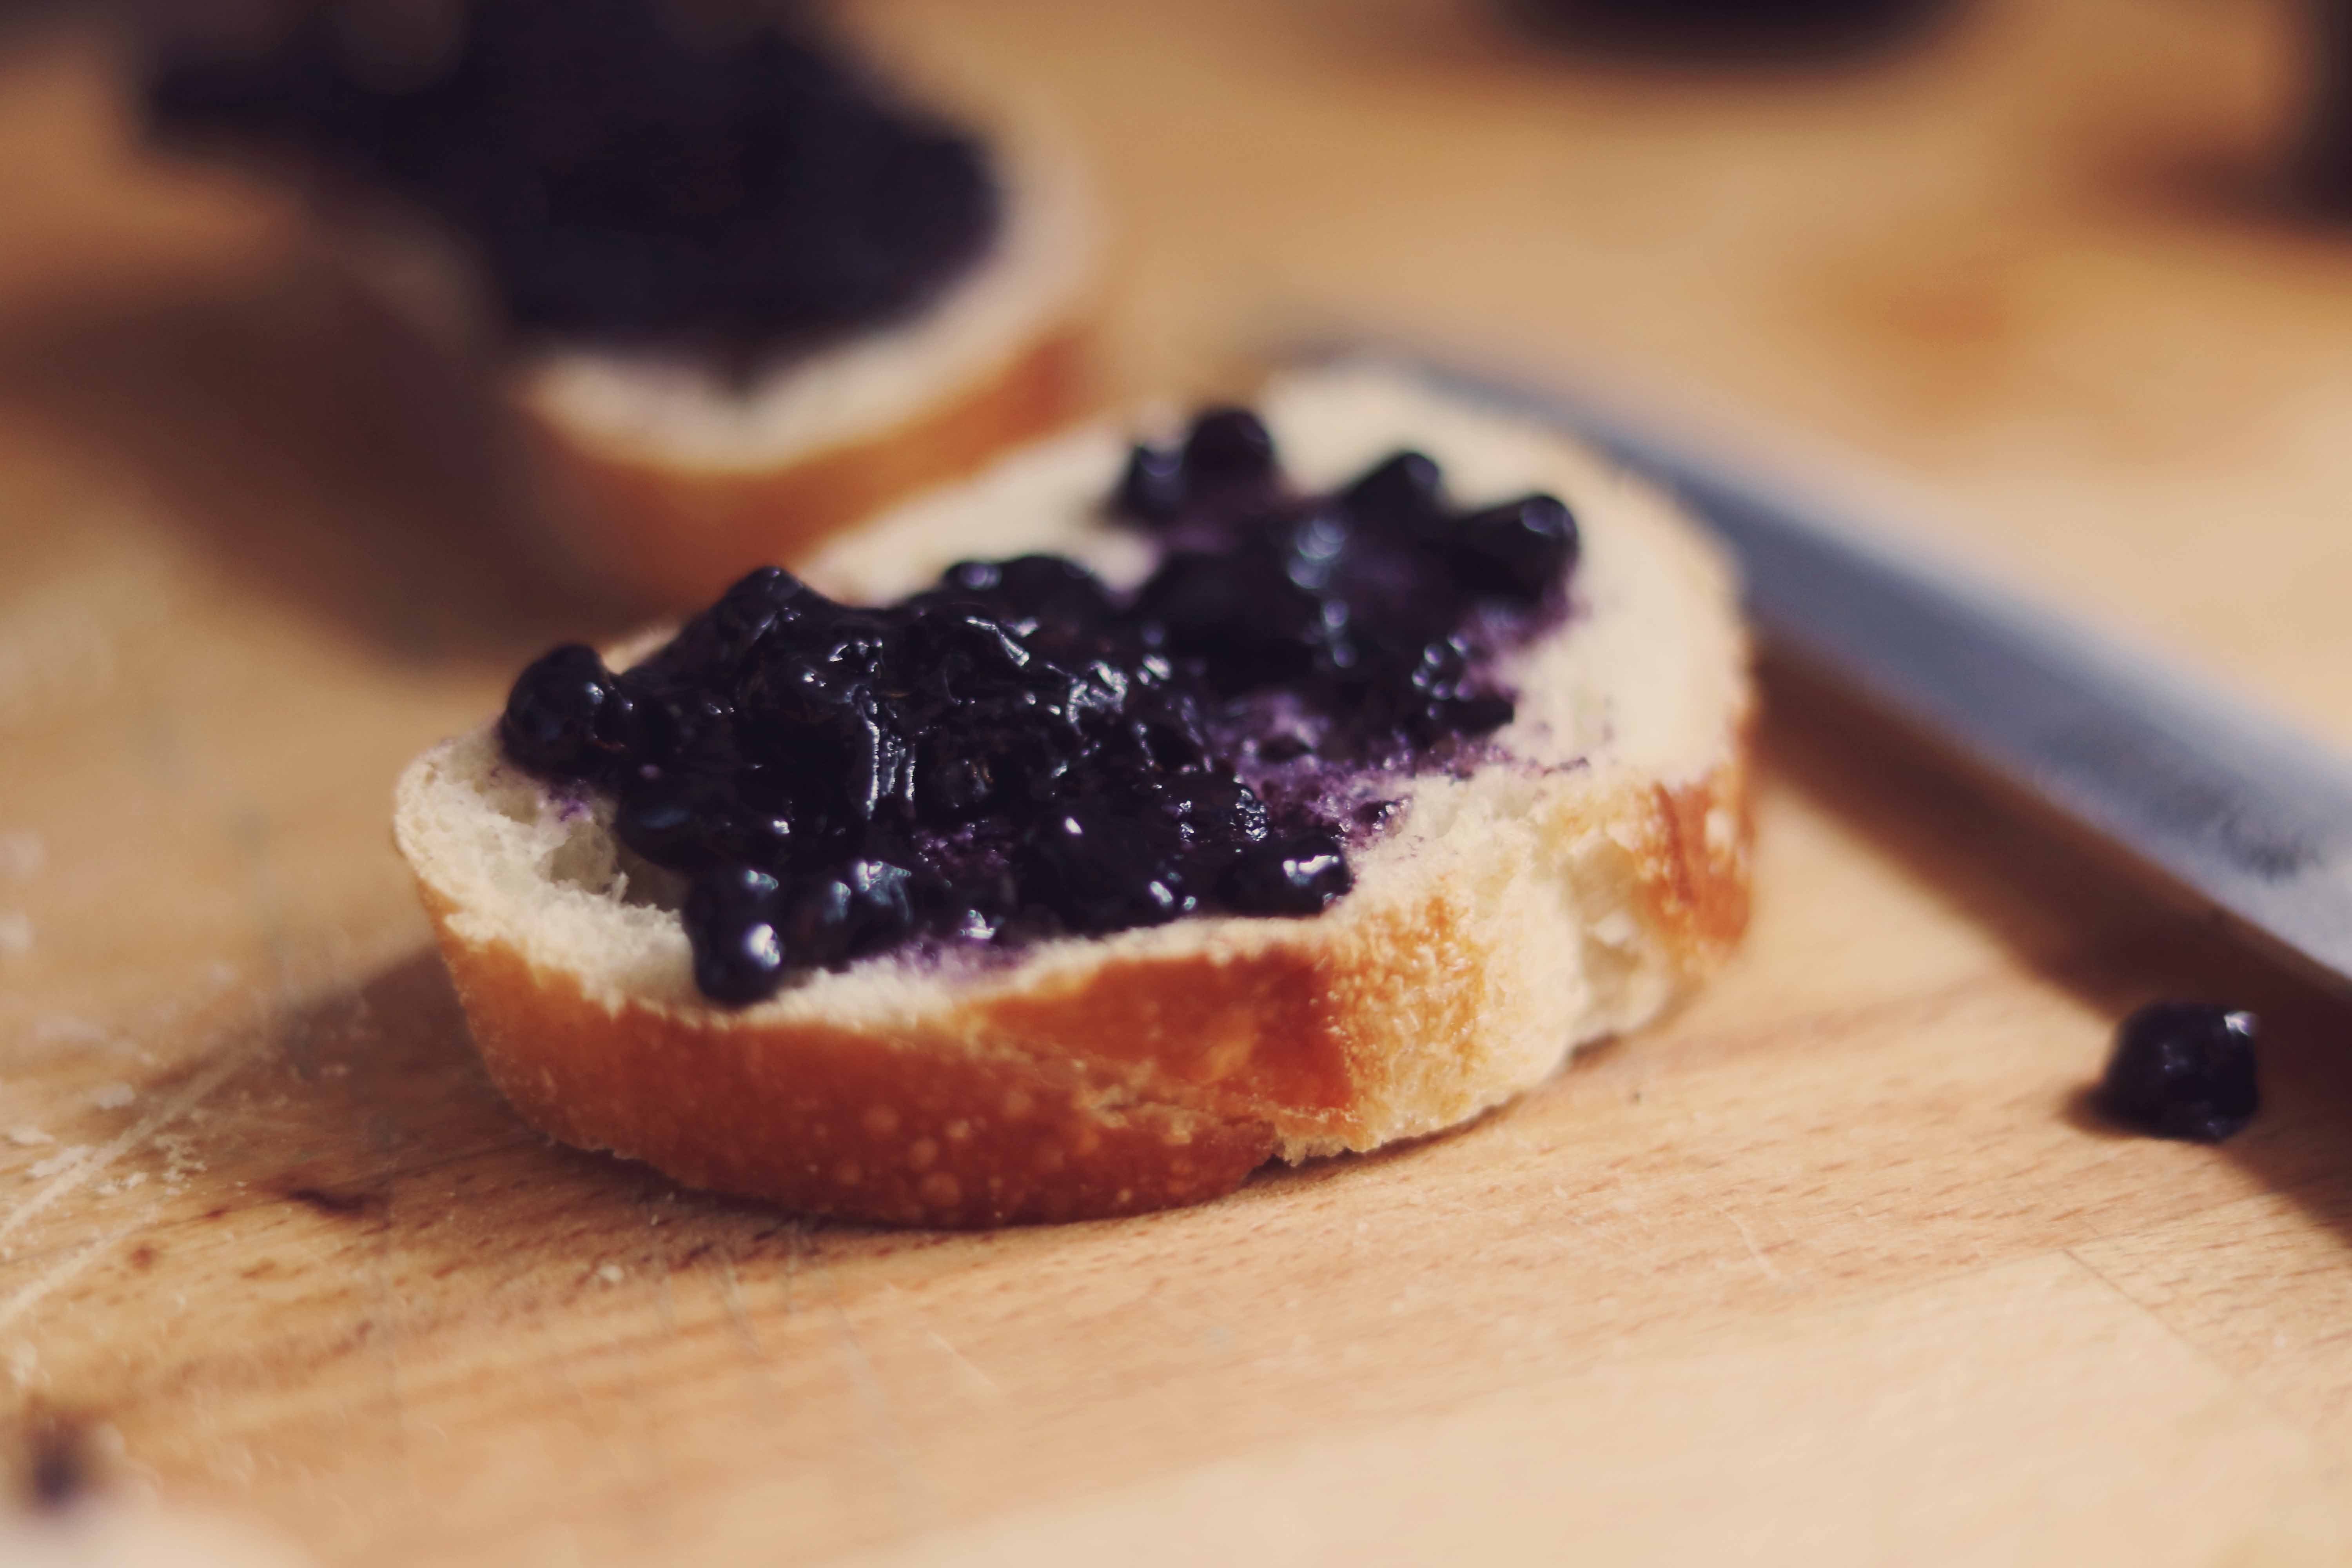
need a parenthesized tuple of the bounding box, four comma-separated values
(408, 750, 1748, 1227)
(520, 322, 1092, 614)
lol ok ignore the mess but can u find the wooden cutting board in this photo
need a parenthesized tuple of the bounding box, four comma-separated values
(5, 0, 2352, 1561)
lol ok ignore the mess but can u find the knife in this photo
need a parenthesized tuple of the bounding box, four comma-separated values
(1361, 350, 2352, 993)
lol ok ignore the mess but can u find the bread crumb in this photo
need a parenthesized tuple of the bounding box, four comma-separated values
(8, 1126, 53, 1147)
(91, 1083, 135, 1110)
(156, 1132, 207, 1183)
(0, 911, 32, 958)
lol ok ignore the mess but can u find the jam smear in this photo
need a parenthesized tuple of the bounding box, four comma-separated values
(146, 0, 1000, 359)
(2095, 1002, 2261, 1143)
(1503, 0, 1952, 59)
(500, 406, 1579, 1004)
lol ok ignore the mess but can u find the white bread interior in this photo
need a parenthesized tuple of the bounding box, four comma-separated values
(393, 363, 1752, 1223)
(514, 116, 1095, 475)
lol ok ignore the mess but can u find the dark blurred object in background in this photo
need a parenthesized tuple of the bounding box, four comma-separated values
(2296, 0, 2352, 211)
(138, 0, 1001, 361)
(0, 0, 310, 48)
(1499, 0, 1959, 63)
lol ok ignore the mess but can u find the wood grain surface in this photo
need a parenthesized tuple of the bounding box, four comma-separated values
(5, 0, 2352, 1562)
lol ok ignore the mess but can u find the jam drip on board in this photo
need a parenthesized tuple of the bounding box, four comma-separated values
(2096, 1002, 2261, 1143)
(147, 0, 1000, 360)
(500, 406, 1579, 1004)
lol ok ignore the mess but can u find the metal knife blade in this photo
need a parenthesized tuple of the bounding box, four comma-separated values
(1380, 351, 2352, 992)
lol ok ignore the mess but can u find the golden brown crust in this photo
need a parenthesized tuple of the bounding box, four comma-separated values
(412, 751, 1751, 1228)
(523, 322, 1094, 615)
(1640, 720, 1757, 977)
(421, 886, 1279, 1227)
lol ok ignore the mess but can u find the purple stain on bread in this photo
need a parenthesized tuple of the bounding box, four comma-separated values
(495, 405, 1579, 1005)
(23, 1414, 89, 1512)
(142, 0, 1001, 359)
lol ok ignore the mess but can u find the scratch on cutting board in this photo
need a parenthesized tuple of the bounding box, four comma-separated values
(924, 1327, 1002, 1399)
(753, 1227, 937, 1524)
(536, 1300, 641, 1495)
(610, 1198, 678, 1514)
(361, 1162, 416, 1502)
(0, 1210, 157, 1338)
(716, 1246, 809, 1427)
(1719, 1206, 1790, 1287)
(717, 1251, 769, 1368)
(0, 1025, 267, 1253)
(821, 1278, 938, 1531)
(0, 688, 316, 1265)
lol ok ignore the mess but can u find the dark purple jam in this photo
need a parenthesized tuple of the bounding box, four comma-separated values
(145, 0, 999, 359)
(2095, 1002, 2261, 1144)
(1502, 0, 1952, 57)
(499, 406, 1578, 1004)
(25, 1416, 88, 1512)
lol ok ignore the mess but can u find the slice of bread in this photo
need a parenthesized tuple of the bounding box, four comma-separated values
(513, 118, 1098, 613)
(393, 363, 1754, 1227)
(297, 100, 1097, 615)
(146, 13, 1100, 615)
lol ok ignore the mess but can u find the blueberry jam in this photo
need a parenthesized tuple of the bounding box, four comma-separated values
(146, 0, 998, 358)
(2096, 1002, 2261, 1144)
(499, 407, 1579, 1004)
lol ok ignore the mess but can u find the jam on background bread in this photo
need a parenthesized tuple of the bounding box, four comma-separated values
(392, 365, 1753, 1227)
(145, 0, 1100, 613)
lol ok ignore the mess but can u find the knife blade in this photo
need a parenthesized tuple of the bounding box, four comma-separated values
(1371, 350, 2352, 993)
